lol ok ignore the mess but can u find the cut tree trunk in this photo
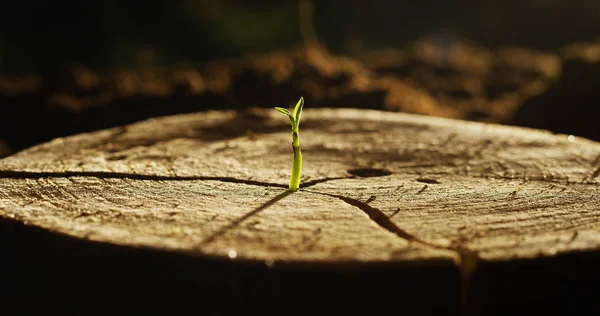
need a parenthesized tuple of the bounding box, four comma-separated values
(1, 108, 599, 315)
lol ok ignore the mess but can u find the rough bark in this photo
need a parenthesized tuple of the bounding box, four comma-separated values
(1, 108, 599, 314)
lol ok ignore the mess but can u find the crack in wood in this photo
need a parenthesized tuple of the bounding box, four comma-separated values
(416, 178, 440, 184)
(302, 176, 355, 187)
(459, 251, 479, 315)
(0, 170, 354, 190)
(304, 188, 481, 313)
(590, 166, 600, 180)
(0, 170, 287, 188)
(305, 190, 453, 250)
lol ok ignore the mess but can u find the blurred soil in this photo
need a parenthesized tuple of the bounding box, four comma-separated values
(1, 37, 599, 157)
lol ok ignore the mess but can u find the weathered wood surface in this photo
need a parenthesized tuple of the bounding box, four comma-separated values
(1, 108, 599, 314)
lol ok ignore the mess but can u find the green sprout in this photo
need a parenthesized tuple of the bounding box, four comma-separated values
(275, 97, 304, 192)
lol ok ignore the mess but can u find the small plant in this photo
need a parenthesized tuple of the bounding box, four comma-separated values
(275, 97, 304, 192)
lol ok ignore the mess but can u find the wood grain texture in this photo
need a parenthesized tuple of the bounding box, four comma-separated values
(1, 108, 599, 265)
(2, 108, 600, 314)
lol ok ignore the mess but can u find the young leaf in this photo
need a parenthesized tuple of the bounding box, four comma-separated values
(275, 107, 294, 125)
(274, 107, 292, 117)
(293, 97, 304, 122)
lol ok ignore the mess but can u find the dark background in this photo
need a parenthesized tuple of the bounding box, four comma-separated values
(1, 0, 598, 73)
(0, 0, 599, 156)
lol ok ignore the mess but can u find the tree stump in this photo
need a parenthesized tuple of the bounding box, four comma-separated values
(1, 108, 599, 315)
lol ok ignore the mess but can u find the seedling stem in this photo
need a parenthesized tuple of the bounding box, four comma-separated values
(275, 97, 304, 191)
